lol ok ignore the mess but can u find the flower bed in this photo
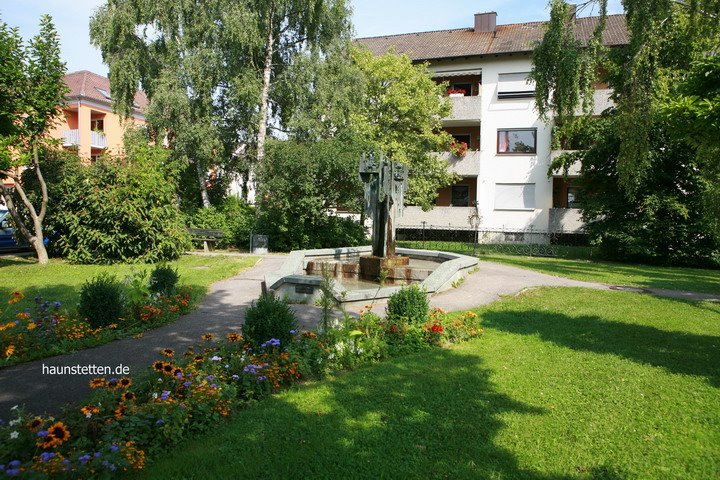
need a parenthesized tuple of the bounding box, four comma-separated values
(0, 289, 193, 368)
(0, 303, 482, 478)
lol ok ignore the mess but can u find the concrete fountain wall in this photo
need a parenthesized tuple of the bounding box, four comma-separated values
(263, 246, 478, 305)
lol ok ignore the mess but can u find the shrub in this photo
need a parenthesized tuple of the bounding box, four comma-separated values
(149, 264, 180, 295)
(243, 293, 298, 347)
(46, 135, 190, 264)
(386, 284, 429, 325)
(78, 273, 126, 328)
(185, 199, 256, 250)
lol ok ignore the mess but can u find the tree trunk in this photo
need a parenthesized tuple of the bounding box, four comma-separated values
(256, 10, 275, 167)
(195, 159, 211, 208)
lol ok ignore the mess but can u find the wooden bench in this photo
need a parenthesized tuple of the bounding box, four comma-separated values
(188, 228, 224, 253)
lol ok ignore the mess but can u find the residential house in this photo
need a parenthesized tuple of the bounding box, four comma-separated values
(356, 10, 628, 237)
(48, 71, 148, 161)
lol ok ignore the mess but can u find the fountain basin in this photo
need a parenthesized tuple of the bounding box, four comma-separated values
(264, 246, 478, 304)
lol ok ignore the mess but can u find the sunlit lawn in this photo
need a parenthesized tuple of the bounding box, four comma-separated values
(0, 254, 258, 322)
(140, 288, 720, 479)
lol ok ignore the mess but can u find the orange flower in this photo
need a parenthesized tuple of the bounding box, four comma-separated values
(118, 377, 132, 388)
(8, 291, 24, 304)
(201, 333, 214, 341)
(27, 322, 37, 331)
(80, 405, 100, 416)
(38, 422, 70, 448)
(4, 345, 15, 358)
(89, 378, 106, 389)
(160, 348, 175, 357)
(16, 312, 30, 320)
(226, 332, 242, 342)
(28, 417, 44, 431)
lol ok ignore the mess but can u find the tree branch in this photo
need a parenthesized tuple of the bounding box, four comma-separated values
(33, 145, 49, 223)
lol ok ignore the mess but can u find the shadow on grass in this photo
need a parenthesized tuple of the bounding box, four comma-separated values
(483, 309, 720, 387)
(140, 349, 627, 480)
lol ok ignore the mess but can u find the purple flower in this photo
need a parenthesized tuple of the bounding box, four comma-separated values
(156, 419, 165, 425)
(102, 460, 117, 471)
(231, 374, 239, 380)
(260, 338, 281, 349)
(183, 381, 192, 387)
(37, 430, 48, 437)
(160, 391, 170, 401)
(175, 371, 183, 378)
(78, 454, 91, 465)
(210, 355, 222, 361)
(257, 376, 267, 382)
(290, 329, 297, 334)
(7, 461, 20, 468)
(109, 444, 119, 453)
(5, 469, 20, 476)
(39, 452, 56, 462)
(52, 301, 62, 308)
(179, 403, 186, 409)
(206, 374, 214, 381)
(93, 452, 102, 458)
(210, 383, 218, 389)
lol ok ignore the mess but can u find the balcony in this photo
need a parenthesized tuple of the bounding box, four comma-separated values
(62, 129, 79, 147)
(437, 151, 480, 176)
(550, 150, 581, 176)
(397, 206, 477, 229)
(443, 95, 482, 125)
(91, 131, 107, 149)
(549, 208, 584, 233)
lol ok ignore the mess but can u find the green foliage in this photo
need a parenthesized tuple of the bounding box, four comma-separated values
(46, 139, 191, 264)
(185, 198, 256, 249)
(577, 115, 719, 266)
(386, 284, 430, 325)
(257, 138, 366, 251)
(78, 273, 126, 328)
(149, 264, 180, 296)
(243, 293, 299, 347)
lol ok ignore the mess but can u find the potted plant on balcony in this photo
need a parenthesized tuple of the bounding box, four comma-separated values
(447, 88, 467, 98)
(449, 139, 468, 157)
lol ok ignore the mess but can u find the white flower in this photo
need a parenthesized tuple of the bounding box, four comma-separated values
(10, 405, 18, 410)
(85, 413, 92, 418)
(9, 419, 20, 426)
(10, 431, 19, 439)
(152, 393, 158, 399)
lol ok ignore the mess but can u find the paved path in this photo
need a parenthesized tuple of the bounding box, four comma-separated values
(0, 257, 716, 419)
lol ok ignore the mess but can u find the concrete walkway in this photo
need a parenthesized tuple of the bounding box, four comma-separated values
(0, 256, 716, 419)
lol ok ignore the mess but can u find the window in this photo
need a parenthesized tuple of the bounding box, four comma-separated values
(494, 183, 535, 210)
(567, 186, 581, 208)
(91, 119, 104, 131)
(451, 134, 471, 145)
(95, 88, 112, 100)
(497, 129, 537, 154)
(451, 185, 470, 207)
(497, 72, 535, 99)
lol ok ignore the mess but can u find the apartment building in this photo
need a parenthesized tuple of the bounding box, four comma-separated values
(356, 10, 628, 235)
(48, 71, 148, 160)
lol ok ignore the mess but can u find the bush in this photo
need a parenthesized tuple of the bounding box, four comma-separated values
(149, 264, 180, 295)
(386, 284, 429, 325)
(78, 273, 126, 328)
(243, 293, 298, 347)
(185, 198, 255, 250)
(45, 135, 190, 264)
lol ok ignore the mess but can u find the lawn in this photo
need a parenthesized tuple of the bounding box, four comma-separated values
(0, 254, 258, 320)
(139, 288, 720, 479)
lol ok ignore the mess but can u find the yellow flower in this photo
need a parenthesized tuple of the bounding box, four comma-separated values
(160, 348, 175, 357)
(7, 291, 24, 304)
(201, 333, 214, 341)
(27, 322, 37, 331)
(16, 312, 30, 320)
(4, 345, 15, 358)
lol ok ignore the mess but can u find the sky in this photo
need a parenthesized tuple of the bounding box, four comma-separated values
(1, 0, 624, 75)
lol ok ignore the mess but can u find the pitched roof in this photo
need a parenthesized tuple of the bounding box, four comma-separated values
(355, 14, 628, 61)
(63, 70, 148, 115)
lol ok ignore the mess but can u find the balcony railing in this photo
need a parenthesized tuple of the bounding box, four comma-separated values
(437, 151, 481, 176)
(443, 95, 482, 123)
(549, 208, 584, 233)
(62, 129, 79, 146)
(397, 206, 478, 229)
(90, 131, 107, 149)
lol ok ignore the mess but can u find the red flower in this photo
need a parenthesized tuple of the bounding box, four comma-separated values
(429, 324, 444, 333)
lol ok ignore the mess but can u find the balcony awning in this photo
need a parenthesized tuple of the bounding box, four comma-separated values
(432, 69, 482, 78)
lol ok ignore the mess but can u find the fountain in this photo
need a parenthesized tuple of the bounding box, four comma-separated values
(264, 153, 478, 305)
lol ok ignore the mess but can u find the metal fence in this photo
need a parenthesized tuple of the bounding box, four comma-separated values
(396, 224, 591, 258)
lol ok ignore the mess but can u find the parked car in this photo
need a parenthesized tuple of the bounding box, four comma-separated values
(0, 209, 30, 251)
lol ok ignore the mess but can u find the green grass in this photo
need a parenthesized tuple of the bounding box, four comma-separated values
(140, 288, 720, 479)
(484, 254, 720, 295)
(0, 255, 258, 322)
